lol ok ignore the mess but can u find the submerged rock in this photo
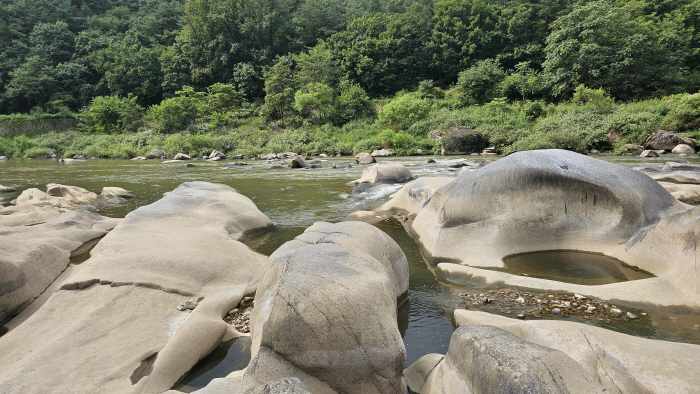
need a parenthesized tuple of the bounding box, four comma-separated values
(0, 185, 16, 193)
(100, 187, 135, 199)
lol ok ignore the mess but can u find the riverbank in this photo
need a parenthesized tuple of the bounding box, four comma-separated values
(1, 91, 698, 160)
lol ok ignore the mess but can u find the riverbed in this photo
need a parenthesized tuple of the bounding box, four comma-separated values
(2, 154, 699, 392)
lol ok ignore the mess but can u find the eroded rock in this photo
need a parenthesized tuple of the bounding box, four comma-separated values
(355, 152, 376, 165)
(419, 325, 605, 394)
(0, 182, 273, 393)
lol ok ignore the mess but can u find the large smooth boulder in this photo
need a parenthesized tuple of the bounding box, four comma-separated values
(347, 162, 414, 186)
(289, 155, 307, 168)
(0, 211, 120, 322)
(418, 325, 604, 394)
(15, 184, 128, 209)
(672, 144, 695, 155)
(206, 221, 409, 394)
(173, 152, 192, 160)
(412, 149, 686, 268)
(436, 129, 489, 155)
(455, 311, 700, 394)
(355, 152, 376, 165)
(645, 131, 697, 151)
(0, 182, 273, 393)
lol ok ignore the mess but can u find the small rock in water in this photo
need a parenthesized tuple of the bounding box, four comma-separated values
(228, 308, 239, 316)
(426, 158, 436, 164)
(177, 304, 187, 311)
(186, 163, 195, 168)
(610, 308, 622, 315)
(626, 312, 639, 320)
(551, 308, 562, 315)
(587, 306, 597, 312)
(517, 314, 525, 319)
(515, 297, 525, 304)
(574, 294, 586, 300)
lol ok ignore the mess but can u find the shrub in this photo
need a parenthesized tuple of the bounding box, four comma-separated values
(662, 93, 700, 132)
(378, 93, 430, 131)
(407, 108, 475, 136)
(0, 137, 16, 157)
(80, 95, 143, 134)
(453, 59, 506, 105)
(514, 111, 608, 152)
(603, 110, 660, 145)
(572, 85, 614, 112)
(23, 146, 52, 158)
(12, 135, 36, 157)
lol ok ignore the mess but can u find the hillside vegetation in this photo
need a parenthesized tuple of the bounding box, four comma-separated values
(1, 0, 699, 157)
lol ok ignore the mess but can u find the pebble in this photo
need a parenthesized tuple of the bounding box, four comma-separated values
(587, 306, 597, 312)
(185, 301, 196, 310)
(517, 314, 525, 319)
(515, 297, 525, 304)
(551, 308, 562, 315)
(574, 294, 586, 300)
(626, 312, 639, 320)
(177, 305, 187, 311)
(610, 308, 622, 315)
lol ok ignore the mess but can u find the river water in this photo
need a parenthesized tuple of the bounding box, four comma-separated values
(2, 154, 699, 391)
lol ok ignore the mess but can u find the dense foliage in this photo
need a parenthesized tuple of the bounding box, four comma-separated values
(1, 0, 700, 158)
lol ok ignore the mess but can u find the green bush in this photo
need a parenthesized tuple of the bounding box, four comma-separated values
(571, 85, 615, 112)
(514, 111, 608, 152)
(294, 83, 334, 122)
(407, 108, 475, 136)
(378, 93, 430, 131)
(23, 146, 52, 158)
(353, 137, 382, 154)
(148, 96, 199, 133)
(12, 135, 36, 157)
(662, 93, 700, 132)
(80, 95, 143, 134)
(0, 137, 16, 156)
(452, 59, 506, 106)
(336, 82, 373, 123)
(603, 110, 660, 145)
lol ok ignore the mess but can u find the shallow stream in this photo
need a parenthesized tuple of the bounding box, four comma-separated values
(1, 154, 699, 391)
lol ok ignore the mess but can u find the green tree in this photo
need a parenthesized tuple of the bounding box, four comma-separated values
(295, 43, 342, 89)
(336, 81, 373, 122)
(29, 21, 75, 66)
(2, 56, 57, 112)
(80, 94, 144, 134)
(294, 82, 335, 121)
(261, 56, 297, 120)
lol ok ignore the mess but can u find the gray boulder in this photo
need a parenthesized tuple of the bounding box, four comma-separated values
(289, 156, 307, 168)
(639, 149, 659, 158)
(347, 162, 414, 186)
(435, 128, 489, 155)
(355, 152, 376, 164)
(412, 149, 686, 268)
(173, 153, 191, 160)
(243, 378, 311, 394)
(420, 325, 605, 394)
(244, 221, 409, 394)
(672, 144, 695, 155)
(100, 187, 135, 199)
(645, 130, 697, 151)
(0, 185, 16, 193)
(332, 162, 352, 169)
(209, 150, 226, 159)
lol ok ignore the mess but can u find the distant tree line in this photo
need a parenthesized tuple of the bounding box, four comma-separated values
(1, 0, 699, 116)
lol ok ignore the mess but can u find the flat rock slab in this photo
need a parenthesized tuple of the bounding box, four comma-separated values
(0, 210, 120, 322)
(0, 182, 273, 393)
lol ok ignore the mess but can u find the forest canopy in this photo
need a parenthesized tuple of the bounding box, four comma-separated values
(1, 0, 699, 115)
